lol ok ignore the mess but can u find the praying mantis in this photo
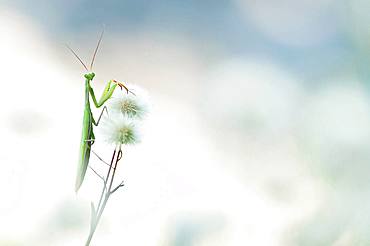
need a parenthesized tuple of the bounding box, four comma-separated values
(67, 30, 130, 192)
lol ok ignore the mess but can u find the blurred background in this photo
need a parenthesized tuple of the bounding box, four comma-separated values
(1, 0, 370, 245)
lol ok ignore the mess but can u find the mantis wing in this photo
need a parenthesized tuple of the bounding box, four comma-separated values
(76, 107, 94, 192)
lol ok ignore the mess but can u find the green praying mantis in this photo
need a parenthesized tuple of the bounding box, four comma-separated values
(67, 30, 131, 192)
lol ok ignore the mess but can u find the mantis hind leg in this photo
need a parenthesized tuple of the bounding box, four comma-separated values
(91, 149, 114, 169)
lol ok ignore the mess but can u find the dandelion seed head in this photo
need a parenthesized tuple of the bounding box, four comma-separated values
(110, 84, 149, 119)
(100, 116, 140, 145)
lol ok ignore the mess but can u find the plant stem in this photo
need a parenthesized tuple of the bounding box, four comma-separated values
(85, 146, 123, 246)
(96, 149, 116, 211)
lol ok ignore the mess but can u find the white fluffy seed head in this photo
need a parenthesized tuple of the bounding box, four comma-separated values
(100, 115, 140, 146)
(109, 84, 149, 120)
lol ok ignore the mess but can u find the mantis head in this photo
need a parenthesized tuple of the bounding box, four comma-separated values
(84, 72, 95, 80)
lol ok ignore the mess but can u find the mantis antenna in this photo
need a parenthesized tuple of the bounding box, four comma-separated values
(90, 26, 105, 71)
(65, 44, 89, 72)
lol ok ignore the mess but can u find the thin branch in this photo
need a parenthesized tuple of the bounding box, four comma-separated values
(85, 146, 124, 246)
(96, 148, 116, 212)
(106, 149, 122, 195)
(110, 180, 125, 195)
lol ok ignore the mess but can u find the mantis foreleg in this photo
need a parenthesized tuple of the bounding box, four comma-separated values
(89, 80, 118, 108)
